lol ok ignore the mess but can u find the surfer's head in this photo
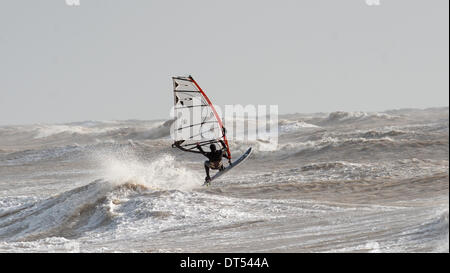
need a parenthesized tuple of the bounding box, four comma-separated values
(210, 144, 217, 152)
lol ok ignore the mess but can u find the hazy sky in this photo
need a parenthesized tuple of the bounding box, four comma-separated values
(0, 0, 448, 125)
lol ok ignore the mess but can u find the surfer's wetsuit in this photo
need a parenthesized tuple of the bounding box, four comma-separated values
(197, 142, 231, 182)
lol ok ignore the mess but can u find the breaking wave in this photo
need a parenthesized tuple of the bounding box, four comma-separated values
(93, 149, 201, 191)
(0, 153, 200, 242)
(0, 120, 172, 144)
(279, 120, 321, 133)
(323, 111, 399, 124)
(232, 135, 447, 160)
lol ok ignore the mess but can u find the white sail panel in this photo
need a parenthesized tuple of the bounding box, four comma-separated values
(171, 76, 231, 158)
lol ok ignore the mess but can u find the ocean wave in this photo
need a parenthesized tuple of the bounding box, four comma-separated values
(0, 180, 115, 241)
(0, 145, 84, 166)
(109, 120, 173, 140)
(322, 111, 399, 124)
(360, 130, 406, 138)
(0, 120, 172, 143)
(32, 122, 170, 140)
(229, 133, 448, 163)
(279, 119, 321, 133)
(232, 136, 396, 157)
(0, 152, 201, 241)
(93, 151, 201, 191)
(33, 125, 95, 139)
(404, 207, 449, 252)
(300, 161, 364, 171)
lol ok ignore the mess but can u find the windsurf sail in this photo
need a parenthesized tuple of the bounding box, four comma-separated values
(171, 75, 231, 159)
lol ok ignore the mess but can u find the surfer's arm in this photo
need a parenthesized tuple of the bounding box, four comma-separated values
(223, 151, 232, 164)
(218, 140, 231, 162)
(222, 150, 231, 159)
(221, 146, 232, 163)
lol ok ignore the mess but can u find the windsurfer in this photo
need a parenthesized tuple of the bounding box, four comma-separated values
(196, 141, 231, 182)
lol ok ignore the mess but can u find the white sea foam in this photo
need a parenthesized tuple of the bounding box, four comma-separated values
(93, 148, 201, 191)
(279, 120, 321, 132)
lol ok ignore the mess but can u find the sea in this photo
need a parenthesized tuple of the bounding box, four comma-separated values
(0, 107, 448, 252)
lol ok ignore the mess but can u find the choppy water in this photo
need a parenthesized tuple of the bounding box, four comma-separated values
(0, 108, 448, 252)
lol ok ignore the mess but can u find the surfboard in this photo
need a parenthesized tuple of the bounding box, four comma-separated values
(203, 147, 252, 186)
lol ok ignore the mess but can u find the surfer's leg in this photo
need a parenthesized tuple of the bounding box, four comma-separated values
(204, 161, 211, 180)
